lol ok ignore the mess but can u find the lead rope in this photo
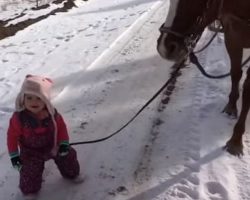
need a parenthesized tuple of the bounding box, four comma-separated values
(190, 51, 250, 79)
(190, 29, 250, 79)
(70, 61, 185, 146)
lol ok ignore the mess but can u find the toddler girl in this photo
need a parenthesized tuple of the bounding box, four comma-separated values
(7, 74, 83, 200)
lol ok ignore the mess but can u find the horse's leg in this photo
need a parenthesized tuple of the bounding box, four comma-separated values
(225, 67, 250, 156)
(222, 37, 243, 117)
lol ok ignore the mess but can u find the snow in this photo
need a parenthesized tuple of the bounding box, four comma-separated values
(0, 0, 250, 200)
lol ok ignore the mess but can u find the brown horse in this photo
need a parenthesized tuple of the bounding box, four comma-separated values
(157, 0, 250, 156)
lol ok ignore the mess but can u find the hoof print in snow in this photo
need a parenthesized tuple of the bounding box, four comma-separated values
(106, 81, 112, 85)
(0, 180, 5, 187)
(167, 85, 175, 92)
(158, 105, 166, 112)
(80, 122, 88, 129)
(117, 186, 129, 195)
(161, 96, 170, 104)
(111, 69, 119, 73)
(109, 186, 129, 196)
(153, 118, 164, 126)
(98, 171, 115, 179)
(108, 191, 116, 196)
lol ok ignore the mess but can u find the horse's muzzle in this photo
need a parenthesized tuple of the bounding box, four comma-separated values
(157, 40, 187, 62)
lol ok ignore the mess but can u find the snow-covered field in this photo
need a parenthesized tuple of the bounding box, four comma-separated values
(0, 0, 250, 200)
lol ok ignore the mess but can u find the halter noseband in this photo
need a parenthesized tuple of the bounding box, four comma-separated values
(159, 25, 185, 38)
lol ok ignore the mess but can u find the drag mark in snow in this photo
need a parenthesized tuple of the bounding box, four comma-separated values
(134, 117, 164, 184)
(133, 65, 183, 184)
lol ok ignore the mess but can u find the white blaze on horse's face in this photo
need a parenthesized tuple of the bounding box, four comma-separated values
(157, 0, 180, 60)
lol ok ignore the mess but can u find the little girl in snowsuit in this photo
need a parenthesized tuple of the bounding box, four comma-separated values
(7, 74, 82, 200)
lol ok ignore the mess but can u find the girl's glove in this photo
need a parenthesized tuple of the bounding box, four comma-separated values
(11, 155, 22, 171)
(58, 144, 70, 156)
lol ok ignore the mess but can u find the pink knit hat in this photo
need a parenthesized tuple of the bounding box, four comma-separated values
(15, 74, 55, 115)
(15, 74, 58, 154)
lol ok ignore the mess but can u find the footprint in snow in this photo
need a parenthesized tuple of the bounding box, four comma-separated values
(85, 33, 94, 37)
(77, 27, 89, 33)
(205, 181, 229, 200)
(108, 186, 129, 196)
(0, 107, 14, 113)
(175, 184, 199, 199)
(23, 51, 35, 55)
(54, 36, 64, 40)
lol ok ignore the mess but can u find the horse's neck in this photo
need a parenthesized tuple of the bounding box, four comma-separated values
(224, 14, 250, 26)
(223, 0, 250, 20)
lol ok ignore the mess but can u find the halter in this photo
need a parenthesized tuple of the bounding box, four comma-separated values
(159, 0, 224, 51)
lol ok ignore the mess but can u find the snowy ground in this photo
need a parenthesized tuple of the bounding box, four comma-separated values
(0, 0, 250, 200)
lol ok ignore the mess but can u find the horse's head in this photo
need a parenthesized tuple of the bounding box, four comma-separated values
(157, 0, 220, 62)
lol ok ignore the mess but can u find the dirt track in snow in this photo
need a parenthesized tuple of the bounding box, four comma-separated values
(0, 0, 77, 40)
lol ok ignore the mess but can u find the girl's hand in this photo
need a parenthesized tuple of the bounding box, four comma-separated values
(11, 155, 22, 171)
(58, 144, 69, 156)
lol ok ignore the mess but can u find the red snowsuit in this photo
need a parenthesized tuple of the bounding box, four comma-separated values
(7, 110, 80, 194)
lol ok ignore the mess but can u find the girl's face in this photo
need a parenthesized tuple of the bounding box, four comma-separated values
(24, 94, 46, 114)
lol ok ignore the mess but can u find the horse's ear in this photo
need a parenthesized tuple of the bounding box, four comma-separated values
(45, 77, 53, 83)
(26, 74, 33, 78)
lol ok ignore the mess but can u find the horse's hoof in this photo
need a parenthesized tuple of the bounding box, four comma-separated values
(223, 139, 243, 157)
(222, 104, 237, 118)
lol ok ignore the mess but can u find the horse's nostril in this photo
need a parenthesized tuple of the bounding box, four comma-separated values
(167, 42, 178, 54)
